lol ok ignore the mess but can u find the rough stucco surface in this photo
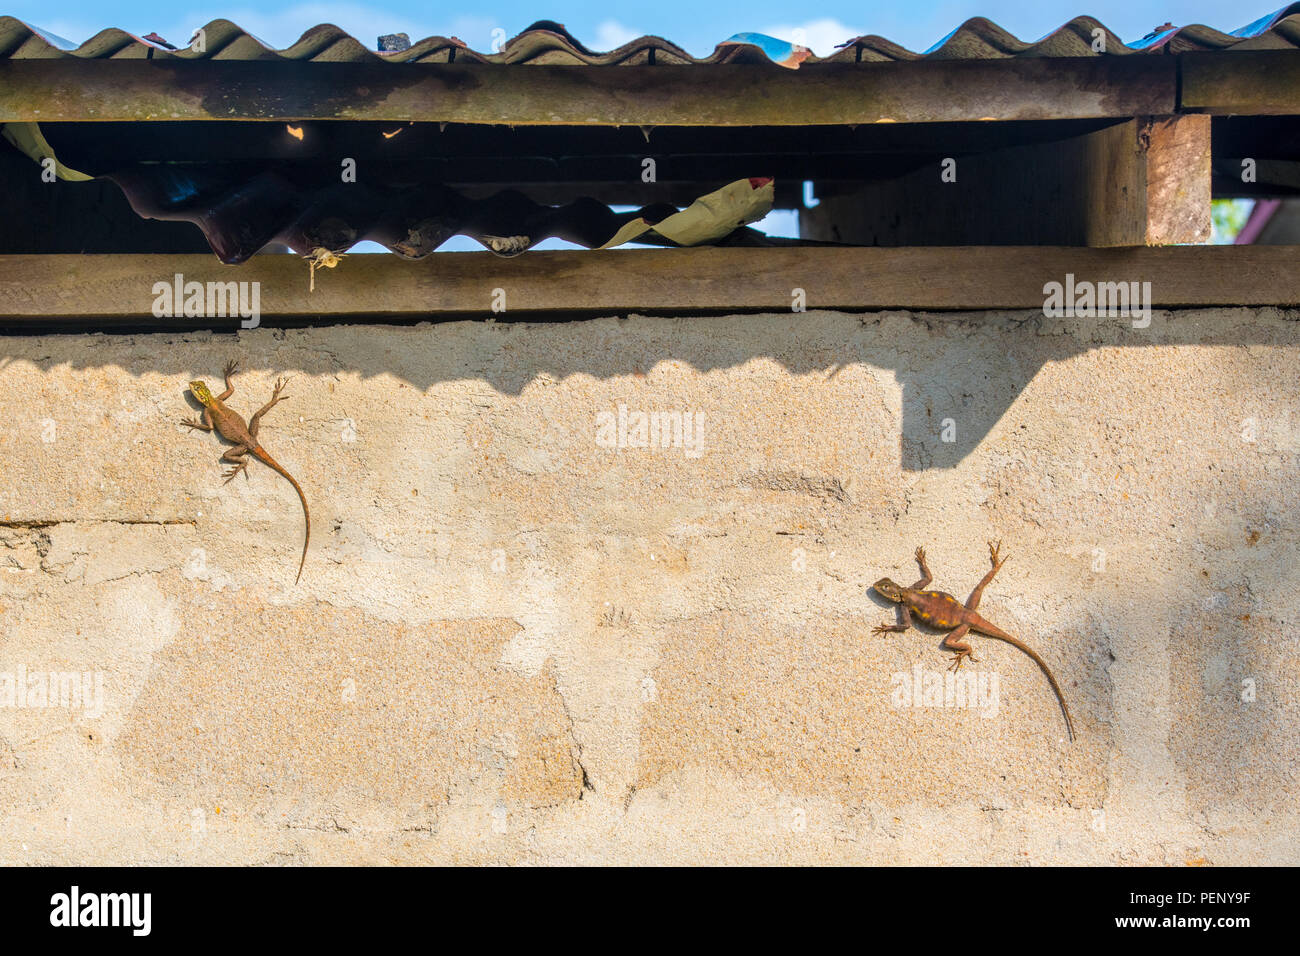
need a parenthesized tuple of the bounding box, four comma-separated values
(0, 307, 1296, 865)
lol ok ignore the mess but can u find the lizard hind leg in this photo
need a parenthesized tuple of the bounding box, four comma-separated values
(220, 446, 251, 483)
(942, 624, 977, 671)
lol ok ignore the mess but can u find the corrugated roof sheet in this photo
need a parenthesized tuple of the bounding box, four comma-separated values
(2, 6, 1300, 65)
(95, 165, 780, 263)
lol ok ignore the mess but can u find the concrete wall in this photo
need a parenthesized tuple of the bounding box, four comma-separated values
(1, 307, 1296, 865)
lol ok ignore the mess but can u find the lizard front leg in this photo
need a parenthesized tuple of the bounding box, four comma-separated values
(217, 359, 238, 402)
(942, 624, 977, 671)
(911, 546, 933, 589)
(220, 445, 251, 483)
(873, 603, 913, 635)
(180, 407, 214, 431)
(248, 377, 290, 439)
(965, 540, 1007, 611)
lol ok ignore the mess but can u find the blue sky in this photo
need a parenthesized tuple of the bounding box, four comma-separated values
(6, 1, 1278, 56)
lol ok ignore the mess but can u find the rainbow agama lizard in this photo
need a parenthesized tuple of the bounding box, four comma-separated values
(181, 360, 311, 584)
(872, 542, 1074, 741)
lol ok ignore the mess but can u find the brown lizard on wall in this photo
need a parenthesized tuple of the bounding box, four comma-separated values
(872, 542, 1074, 741)
(181, 360, 311, 584)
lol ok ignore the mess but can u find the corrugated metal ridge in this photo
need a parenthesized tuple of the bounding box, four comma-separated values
(95, 168, 778, 263)
(3, 8, 1300, 64)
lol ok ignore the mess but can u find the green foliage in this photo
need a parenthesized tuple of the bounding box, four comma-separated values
(1210, 199, 1253, 244)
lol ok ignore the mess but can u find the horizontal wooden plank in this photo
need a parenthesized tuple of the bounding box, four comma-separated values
(1, 247, 1296, 326)
(0, 57, 1176, 125)
(1181, 51, 1300, 115)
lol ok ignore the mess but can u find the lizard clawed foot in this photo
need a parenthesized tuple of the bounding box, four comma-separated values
(988, 540, 1007, 567)
(223, 359, 239, 379)
(915, 546, 927, 564)
(946, 650, 978, 672)
(221, 463, 249, 484)
(271, 377, 291, 400)
(179, 418, 206, 430)
(872, 624, 894, 636)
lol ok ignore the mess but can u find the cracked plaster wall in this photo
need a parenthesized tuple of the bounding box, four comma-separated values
(0, 307, 1296, 864)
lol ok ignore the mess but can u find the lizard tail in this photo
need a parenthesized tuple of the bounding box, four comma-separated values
(254, 446, 310, 584)
(974, 619, 1074, 742)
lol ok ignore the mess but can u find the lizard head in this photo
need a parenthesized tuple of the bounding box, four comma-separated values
(872, 577, 904, 603)
(188, 380, 215, 406)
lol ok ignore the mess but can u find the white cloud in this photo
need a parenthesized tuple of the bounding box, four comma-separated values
(761, 18, 862, 57)
(593, 20, 643, 52)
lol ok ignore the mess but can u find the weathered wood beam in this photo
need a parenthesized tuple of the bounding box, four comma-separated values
(1181, 51, 1300, 116)
(1, 247, 1295, 327)
(800, 115, 1211, 247)
(1085, 115, 1212, 245)
(0, 57, 1176, 125)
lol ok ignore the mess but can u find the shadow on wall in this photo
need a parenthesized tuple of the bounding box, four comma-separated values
(0, 305, 1286, 471)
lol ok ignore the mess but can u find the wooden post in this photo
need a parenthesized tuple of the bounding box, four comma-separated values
(800, 115, 1211, 247)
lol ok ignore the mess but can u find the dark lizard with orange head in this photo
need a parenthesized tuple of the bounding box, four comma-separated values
(872, 542, 1074, 741)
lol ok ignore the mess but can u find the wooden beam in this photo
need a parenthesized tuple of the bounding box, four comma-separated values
(0, 57, 1176, 125)
(1181, 51, 1300, 116)
(800, 116, 1211, 247)
(1, 247, 1295, 326)
(1085, 115, 1212, 246)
